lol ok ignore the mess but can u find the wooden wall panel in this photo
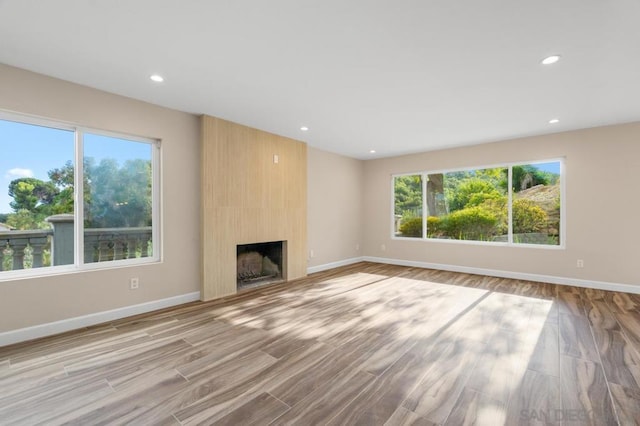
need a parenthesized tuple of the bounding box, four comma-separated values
(201, 116, 308, 301)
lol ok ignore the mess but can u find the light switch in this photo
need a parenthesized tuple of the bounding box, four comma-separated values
(273, 154, 279, 164)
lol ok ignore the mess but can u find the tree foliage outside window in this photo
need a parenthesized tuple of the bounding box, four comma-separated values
(393, 161, 561, 246)
(3, 155, 153, 231)
(431, 167, 509, 242)
(394, 175, 423, 238)
(6, 156, 153, 231)
(84, 157, 152, 228)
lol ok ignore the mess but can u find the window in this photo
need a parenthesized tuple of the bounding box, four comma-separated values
(83, 133, 155, 263)
(393, 174, 423, 238)
(0, 113, 160, 277)
(393, 160, 562, 247)
(426, 166, 509, 242)
(511, 162, 561, 245)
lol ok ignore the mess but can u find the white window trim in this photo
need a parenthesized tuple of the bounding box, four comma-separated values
(0, 110, 162, 281)
(391, 158, 566, 250)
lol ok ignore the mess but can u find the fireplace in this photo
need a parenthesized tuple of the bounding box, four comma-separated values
(237, 241, 286, 290)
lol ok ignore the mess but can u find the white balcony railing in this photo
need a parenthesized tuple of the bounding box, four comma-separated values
(0, 229, 52, 270)
(1, 214, 152, 271)
(84, 227, 153, 263)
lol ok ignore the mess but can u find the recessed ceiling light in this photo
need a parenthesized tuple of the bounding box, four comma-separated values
(369, 150, 376, 154)
(150, 74, 164, 83)
(300, 126, 309, 131)
(549, 118, 560, 124)
(541, 55, 561, 65)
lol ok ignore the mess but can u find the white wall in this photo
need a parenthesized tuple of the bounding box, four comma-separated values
(307, 147, 364, 270)
(0, 64, 201, 334)
(363, 122, 640, 288)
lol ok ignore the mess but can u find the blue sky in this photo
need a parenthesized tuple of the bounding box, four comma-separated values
(0, 119, 151, 215)
(531, 161, 561, 174)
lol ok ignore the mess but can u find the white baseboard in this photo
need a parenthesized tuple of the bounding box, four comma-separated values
(363, 256, 640, 295)
(0, 292, 201, 347)
(307, 257, 365, 274)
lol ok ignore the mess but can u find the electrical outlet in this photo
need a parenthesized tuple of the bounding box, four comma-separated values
(130, 277, 139, 289)
(381, 244, 386, 251)
(355, 244, 360, 251)
(309, 249, 315, 258)
(576, 259, 584, 268)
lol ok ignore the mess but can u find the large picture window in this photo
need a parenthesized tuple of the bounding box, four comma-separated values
(393, 161, 562, 247)
(0, 113, 160, 277)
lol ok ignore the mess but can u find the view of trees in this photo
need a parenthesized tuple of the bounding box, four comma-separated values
(394, 175, 422, 217)
(1, 158, 152, 231)
(394, 163, 561, 245)
(83, 157, 152, 229)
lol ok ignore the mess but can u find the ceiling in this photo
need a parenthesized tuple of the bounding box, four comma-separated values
(1, 0, 639, 159)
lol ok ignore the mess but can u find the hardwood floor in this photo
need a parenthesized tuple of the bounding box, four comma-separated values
(1, 262, 639, 425)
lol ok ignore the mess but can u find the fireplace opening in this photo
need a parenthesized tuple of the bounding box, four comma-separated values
(237, 241, 285, 290)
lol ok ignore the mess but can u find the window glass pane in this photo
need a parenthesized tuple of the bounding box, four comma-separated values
(427, 167, 508, 242)
(512, 162, 561, 245)
(83, 133, 153, 263)
(0, 119, 75, 271)
(394, 175, 423, 238)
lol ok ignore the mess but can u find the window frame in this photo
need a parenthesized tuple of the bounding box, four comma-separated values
(0, 110, 162, 281)
(391, 158, 565, 249)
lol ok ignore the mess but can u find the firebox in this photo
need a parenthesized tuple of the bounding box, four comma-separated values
(236, 241, 286, 290)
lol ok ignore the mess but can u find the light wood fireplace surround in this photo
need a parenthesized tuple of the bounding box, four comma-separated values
(200, 115, 308, 300)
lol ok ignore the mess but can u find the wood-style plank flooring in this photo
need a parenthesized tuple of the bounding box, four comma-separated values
(1, 262, 640, 425)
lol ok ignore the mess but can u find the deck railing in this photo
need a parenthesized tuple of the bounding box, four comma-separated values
(0, 229, 52, 270)
(0, 214, 152, 271)
(84, 227, 153, 263)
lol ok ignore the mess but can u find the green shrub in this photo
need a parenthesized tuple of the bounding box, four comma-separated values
(426, 216, 445, 238)
(398, 217, 422, 237)
(478, 198, 508, 236)
(466, 191, 505, 209)
(513, 199, 548, 233)
(443, 206, 499, 240)
(448, 179, 503, 212)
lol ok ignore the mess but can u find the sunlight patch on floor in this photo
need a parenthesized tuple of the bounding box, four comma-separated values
(477, 403, 507, 424)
